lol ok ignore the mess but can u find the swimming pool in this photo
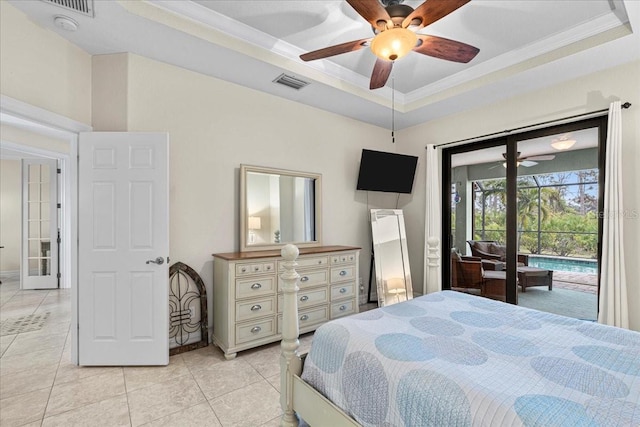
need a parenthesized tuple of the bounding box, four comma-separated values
(527, 256, 598, 274)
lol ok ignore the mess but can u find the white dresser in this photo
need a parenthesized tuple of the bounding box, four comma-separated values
(212, 246, 360, 359)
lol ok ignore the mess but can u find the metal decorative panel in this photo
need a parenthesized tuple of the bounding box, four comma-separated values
(168, 262, 208, 355)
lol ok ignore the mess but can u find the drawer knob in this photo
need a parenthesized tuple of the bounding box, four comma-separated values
(250, 326, 262, 333)
(250, 304, 262, 311)
(254, 266, 260, 271)
(300, 295, 309, 302)
(340, 287, 347, 293)
(300, 276, 309, 282)
(300, 314, 309, 321)
(339, 270, 347, 276)
(339, 305, 347, 311)
(266, 265, 272, 270)
(251, 283, 262, 289)
(241, 267, 247, 272)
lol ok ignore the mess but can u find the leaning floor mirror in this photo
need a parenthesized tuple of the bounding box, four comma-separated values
(370, 209, 413, 306)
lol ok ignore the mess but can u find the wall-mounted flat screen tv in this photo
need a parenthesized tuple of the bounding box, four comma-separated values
(356, 149, 419, 194)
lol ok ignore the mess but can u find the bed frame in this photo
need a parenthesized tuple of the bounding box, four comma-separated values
(279, 239, 441, 426)
(279, 244, 360, 426)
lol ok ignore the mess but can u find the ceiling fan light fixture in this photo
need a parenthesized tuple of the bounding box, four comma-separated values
(551, 138, 576, 150)
(502, 161, 521, 168)
(370, 27, 417, 61)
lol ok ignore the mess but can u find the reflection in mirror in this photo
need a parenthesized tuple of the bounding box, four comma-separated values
(240, 165, 322, 252)
(371, 209, 413, 306)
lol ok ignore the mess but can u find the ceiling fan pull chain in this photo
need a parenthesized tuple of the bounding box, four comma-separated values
(392, 77, 395, 143)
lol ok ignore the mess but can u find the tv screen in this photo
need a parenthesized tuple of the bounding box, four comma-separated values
(356, 149, 418, 194)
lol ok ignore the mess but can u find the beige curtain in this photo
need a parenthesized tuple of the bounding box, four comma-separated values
(598, 101, 629, 328)
(423, 145, 441, 294)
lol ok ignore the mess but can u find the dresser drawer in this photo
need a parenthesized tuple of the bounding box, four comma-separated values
(331, 299, 356, 318)
(236, 297, 276, 322)
(331, 253, 357, 264)
(236, 262, 275, 276)
(330, 266, 355, 283)
(236, 277, 275, 299)
(236, 317, 276, 344)
(278, 306, 329, 333)
(279, 255, 328, 271)
(278, 287, 328, 312)
(279, 269, 328, 290)
(331, 283, 355, 301)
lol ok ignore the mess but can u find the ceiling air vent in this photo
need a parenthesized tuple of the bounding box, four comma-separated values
(40, 0, 94, 17)
(273, 74, 310, 90)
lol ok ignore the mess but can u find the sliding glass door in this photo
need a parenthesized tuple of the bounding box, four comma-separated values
(443, 117, 606, 314)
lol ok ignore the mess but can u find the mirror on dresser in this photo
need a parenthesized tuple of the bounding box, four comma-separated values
(240, 164, 322, 252)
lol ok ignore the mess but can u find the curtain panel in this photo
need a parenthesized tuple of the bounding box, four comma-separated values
(598, 100, 629, 328)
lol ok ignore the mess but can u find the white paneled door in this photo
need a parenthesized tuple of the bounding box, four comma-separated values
(79, 132, 169, 365)
(22, 159, 59, 290)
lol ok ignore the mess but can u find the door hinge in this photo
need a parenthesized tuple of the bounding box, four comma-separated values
(57, 168, 61, 174)
(57, 203, 61, 209)
(57, 272, 61, 279)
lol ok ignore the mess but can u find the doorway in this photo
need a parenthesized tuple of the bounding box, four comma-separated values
(1, 95, 90, 364)
(443, 117, 606, 320)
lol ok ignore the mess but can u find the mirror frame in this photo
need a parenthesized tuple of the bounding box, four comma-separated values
(240, 164, 322, 252)
(371, 209, 413, 306)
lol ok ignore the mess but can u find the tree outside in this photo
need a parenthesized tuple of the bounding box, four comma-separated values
(472, 170, 598, 259)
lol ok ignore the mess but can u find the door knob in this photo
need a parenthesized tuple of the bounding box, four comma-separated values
(146, 257, 165, 265)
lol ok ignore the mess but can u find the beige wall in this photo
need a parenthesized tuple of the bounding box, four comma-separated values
(92, 52, 403, 320)
(0, 1, 92, 124)
(0, 160, 21, 272)
(399, 60, 640, 331)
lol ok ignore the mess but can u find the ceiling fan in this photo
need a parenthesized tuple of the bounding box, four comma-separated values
(299, 0, 480, 90)
(493, 152, 556, 168)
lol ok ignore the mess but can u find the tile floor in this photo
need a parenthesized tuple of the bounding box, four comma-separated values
(0, 277, 313, 427)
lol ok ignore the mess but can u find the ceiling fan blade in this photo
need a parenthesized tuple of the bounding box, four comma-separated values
(300, 38, 371, 61)
(414, 35, 479, 63)
(520, 160, 538, 167)
(524, 155, 556, 161)
(370, 59, 393, 90)
(347, 0, 391, 31)
(402, 0, 470, 29)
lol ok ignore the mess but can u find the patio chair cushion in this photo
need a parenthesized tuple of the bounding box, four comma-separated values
(474, 241, 492, 254)
(489, 243, 507, 261)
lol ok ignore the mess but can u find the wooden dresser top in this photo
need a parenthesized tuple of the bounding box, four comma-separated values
(212, 245, 361, 261)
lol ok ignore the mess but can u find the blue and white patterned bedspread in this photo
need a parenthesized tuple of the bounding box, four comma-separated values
(301, 291, 640, 426)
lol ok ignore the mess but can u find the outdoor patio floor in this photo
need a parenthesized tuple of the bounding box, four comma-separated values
(550, 271, 597, 294)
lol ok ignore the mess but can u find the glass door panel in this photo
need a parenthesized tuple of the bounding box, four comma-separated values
(449, 145, 511, 301)
(22, 159, 58, 289)
(515, 129, 599, 319)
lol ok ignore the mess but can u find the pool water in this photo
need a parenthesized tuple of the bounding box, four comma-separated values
(528, 256, 598, 274)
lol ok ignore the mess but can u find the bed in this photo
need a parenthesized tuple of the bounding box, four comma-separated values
(279, 244, 640, 427)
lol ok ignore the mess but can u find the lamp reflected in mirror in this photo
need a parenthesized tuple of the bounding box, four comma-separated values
(385, 277, 407, 303)
(248, 216, 261, 244)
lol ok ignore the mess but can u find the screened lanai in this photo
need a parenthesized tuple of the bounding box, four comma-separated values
(448, 126, 601, 320)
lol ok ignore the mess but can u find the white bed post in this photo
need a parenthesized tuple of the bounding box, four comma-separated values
(425, 237, 441, 294)
(280, 244, 301, 427)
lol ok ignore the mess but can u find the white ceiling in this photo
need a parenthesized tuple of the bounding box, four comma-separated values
(8, 0, 640, 130)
